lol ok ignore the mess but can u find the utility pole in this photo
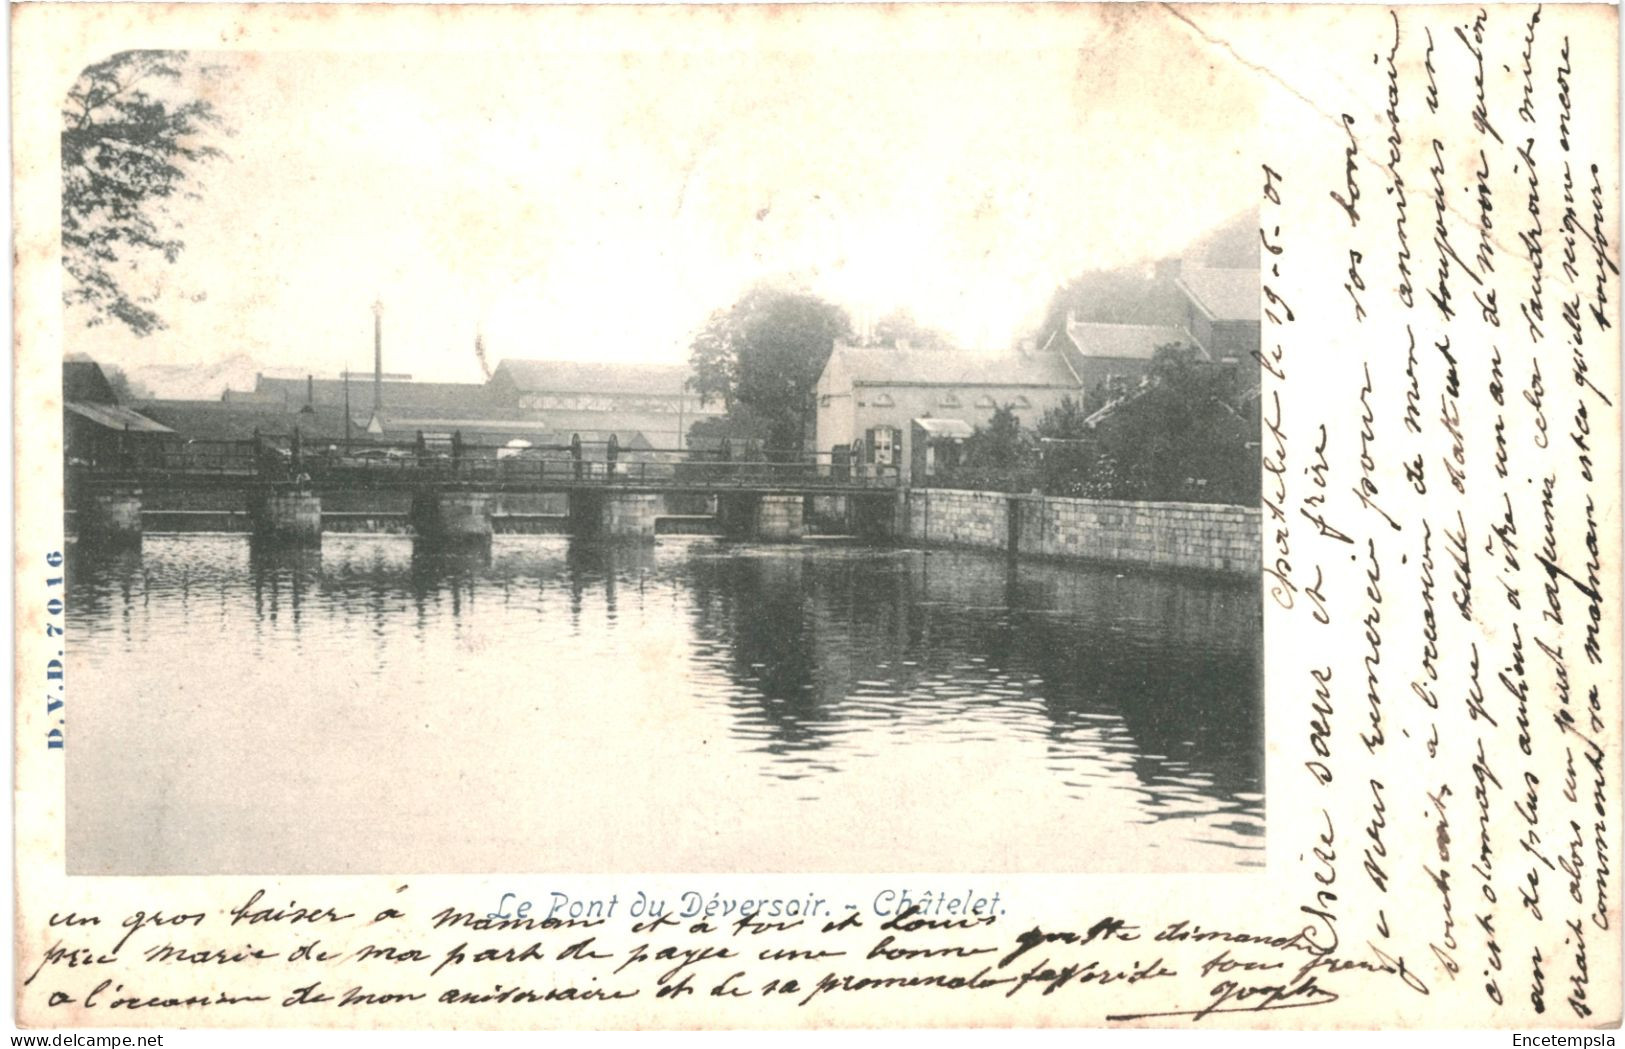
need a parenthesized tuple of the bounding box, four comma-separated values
(343, 365, 352, 449)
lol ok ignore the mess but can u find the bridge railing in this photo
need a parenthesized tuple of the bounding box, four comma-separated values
(300, 455, 897, 489)
(69, 439, 263, 477)
(67, 437, 901, 490)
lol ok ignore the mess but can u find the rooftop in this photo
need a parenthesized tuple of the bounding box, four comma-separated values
(827, 345, 1080, 388)
(136, 400, 355, 442)
(1062, 321, 1197, 361)
(64, 360, 117, 405)
(1177, 267, 1260, 323)
(492, 359, 695, 397)
(913, 417, 976, 438)
(65, 402, 173, 434)
(254, 376, 497, 419)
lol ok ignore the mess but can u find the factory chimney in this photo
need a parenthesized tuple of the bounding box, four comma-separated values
(372, 299, 384, 416)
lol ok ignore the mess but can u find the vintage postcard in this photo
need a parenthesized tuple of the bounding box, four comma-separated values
(11, 0, 1621, 1031)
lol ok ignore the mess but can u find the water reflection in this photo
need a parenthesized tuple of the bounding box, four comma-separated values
(66, 534, 1263, 873)
(688, 553, 835, 757)
(683, 548, 1262, 830)
(561, 540, 658, 626)
(408, 545, 491, 620)
(249, 542, 322, 626)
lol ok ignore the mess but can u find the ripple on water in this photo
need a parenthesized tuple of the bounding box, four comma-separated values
(66, 533, 1264, 874)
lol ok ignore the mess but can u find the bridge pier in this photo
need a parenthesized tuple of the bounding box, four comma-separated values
(249, 490, 323, 546)
(753, 494, 805, 541)
(410, 489, 493, 551)
(77, 485, 144, 548)
(847, 491, 902, 540)
(717, 493, 805, 542)
(568, 491, 658, 543)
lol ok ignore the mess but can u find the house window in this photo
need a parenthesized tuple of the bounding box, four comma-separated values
(939, 392, 961, 408)
(974, 394, 996, 409)
(872, 392, 895, 407)
(865, 426, 901, 466)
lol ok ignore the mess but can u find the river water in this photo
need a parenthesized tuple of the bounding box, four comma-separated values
(66, 533, 1263, 874)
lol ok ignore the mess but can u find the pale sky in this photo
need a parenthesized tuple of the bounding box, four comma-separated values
(64, 7, 1258, 383)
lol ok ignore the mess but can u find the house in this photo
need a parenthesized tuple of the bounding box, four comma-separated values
(251, 374, 498, 421)
(1048, 319, 1196, 396)
(63, 360, 173, 467)
(135, 400, 354, 444)
(1046, 258, 1260, 407)
(248, 373, 498, 437)
(813, 344, 1083, 483)
(127, 399, 358, 472)
(486, 359, 723, 449)
(909, 417, 974, 479)
(1175, 266, 1261, 365)
(264, 373, 502, 441)
(65, 359, 120, 405)
(227, 366, 696, 450)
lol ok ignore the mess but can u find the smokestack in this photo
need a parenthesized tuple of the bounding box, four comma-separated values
(301, 373, 315, 414)
(372, 300, 384, 416)
(474, 328, 490, 381)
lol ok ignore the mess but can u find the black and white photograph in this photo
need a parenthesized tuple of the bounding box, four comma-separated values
(14, 0, 1624, 1034)
(58, 17, 1266, 875)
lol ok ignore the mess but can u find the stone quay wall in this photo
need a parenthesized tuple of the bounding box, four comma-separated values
(903, 488, 1260, 576)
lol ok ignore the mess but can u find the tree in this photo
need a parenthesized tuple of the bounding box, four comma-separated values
(687, 285, 851, 452)
(1035, 395, 1090, 441)
(1095, 343, 1255, 502)
(687, 305, 741, 411)
(101, 364, 149, 404)
(1035, 266, 1185, 348)
(869, 307, 951, 351)
(1034, 395, 1096, 494)
(684, 404, 777, 452)
(964, 404, 1033, 472)
(62, 50, 227, 336)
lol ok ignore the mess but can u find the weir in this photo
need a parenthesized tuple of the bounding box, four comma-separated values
(66, 441, 904, 549)
(847, 492, 903, 541)
(410, 489, 494, 550)
(249, 489, 323, 546)
(751, 494, 805, 541)
(76, 485, 143, 548)
(716, 493, 805, 542)
(567, 491, 660, 542)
